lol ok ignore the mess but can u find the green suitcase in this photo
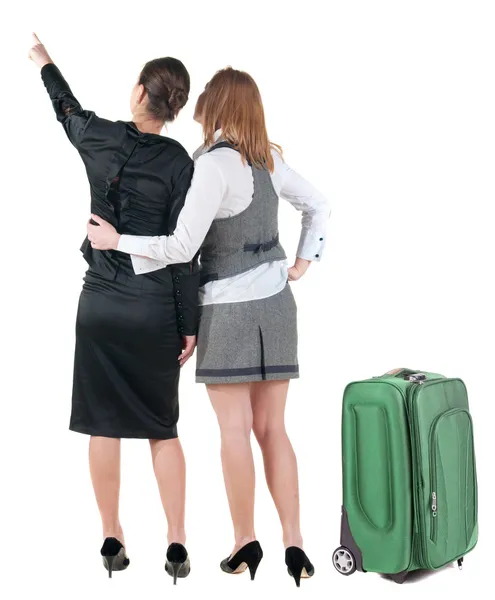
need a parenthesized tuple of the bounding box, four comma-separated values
(333, 368, 478, 583)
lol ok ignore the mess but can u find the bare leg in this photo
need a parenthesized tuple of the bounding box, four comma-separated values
(207, 383, 256, 553)
(89, 436, 125, 544)
(251, 380, 303, 549)
(149, 438, 186, 545)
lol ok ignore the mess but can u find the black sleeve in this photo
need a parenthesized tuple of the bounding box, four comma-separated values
(170, 257, 200, 336)
(40, 63, 95, 149)
(168, 154, 200, 336)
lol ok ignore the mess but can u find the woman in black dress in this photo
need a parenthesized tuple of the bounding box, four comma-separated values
(29, 35, 198, 581)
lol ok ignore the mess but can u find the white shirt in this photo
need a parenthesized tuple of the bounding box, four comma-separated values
(118, 133, 330, 305)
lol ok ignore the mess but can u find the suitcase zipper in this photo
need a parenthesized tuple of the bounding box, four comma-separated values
(430, 491, 438, 543)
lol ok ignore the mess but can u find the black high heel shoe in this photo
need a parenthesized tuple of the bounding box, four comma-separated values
(165, 543, 191, 585)
(285, 547, 315, 587)
(100, 537, 130, 578)
(220, 541, 263, 580)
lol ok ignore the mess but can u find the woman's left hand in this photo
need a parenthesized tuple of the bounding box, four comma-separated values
(87, 214, 121, 250)
(28, 33, 53, 69)
(179, 335, 197, 367)
(288, 258, 311, 281)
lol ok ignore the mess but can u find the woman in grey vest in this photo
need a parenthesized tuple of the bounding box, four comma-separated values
(87, 67, 330, 586)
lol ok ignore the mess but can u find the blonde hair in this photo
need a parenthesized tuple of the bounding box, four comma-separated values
(197, 67, 282, 172)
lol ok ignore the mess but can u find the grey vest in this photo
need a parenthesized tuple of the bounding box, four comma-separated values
(200, 142, 287, 285)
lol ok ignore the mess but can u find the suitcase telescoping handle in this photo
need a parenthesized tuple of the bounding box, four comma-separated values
(383, 368, 426, 382)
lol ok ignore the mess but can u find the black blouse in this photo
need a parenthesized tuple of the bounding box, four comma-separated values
(40, 63, 199, 335)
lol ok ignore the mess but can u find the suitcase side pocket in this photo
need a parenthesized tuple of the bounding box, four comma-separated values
(428, 408, 476, 560)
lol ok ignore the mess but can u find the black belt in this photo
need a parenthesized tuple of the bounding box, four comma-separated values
(200, 234, 280, 285)
(243, 234, 280, 253)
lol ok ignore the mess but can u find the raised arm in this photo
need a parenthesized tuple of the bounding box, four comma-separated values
(29, 33, 95, 149)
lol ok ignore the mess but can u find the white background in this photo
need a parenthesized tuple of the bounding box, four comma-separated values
(1, 1, 494, 599)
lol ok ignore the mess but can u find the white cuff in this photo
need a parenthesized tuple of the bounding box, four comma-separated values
(130, 255, 168, 275)
(296, 229, 326, 262)
(118, 235, 168, 275)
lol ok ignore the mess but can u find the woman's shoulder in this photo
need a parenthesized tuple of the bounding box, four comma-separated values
(271, 145, 285, 165)
(159, 135, 193, 167)
(194, 146, 227, 169)
(156, 133, 190, 156)
(194, 144, 286, 181)
(83, 115, 123, 137)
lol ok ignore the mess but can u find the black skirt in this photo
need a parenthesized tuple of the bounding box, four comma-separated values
(70, 265, 183, 439)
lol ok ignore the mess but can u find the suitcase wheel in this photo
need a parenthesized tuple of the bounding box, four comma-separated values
(332, 546, 357, 576)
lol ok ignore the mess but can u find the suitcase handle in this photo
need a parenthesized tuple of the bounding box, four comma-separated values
(383, 368, 425, 381)
(384, 368, 416, 377)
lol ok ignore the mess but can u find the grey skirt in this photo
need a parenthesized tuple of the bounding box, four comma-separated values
(195, 284, 299, 384)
